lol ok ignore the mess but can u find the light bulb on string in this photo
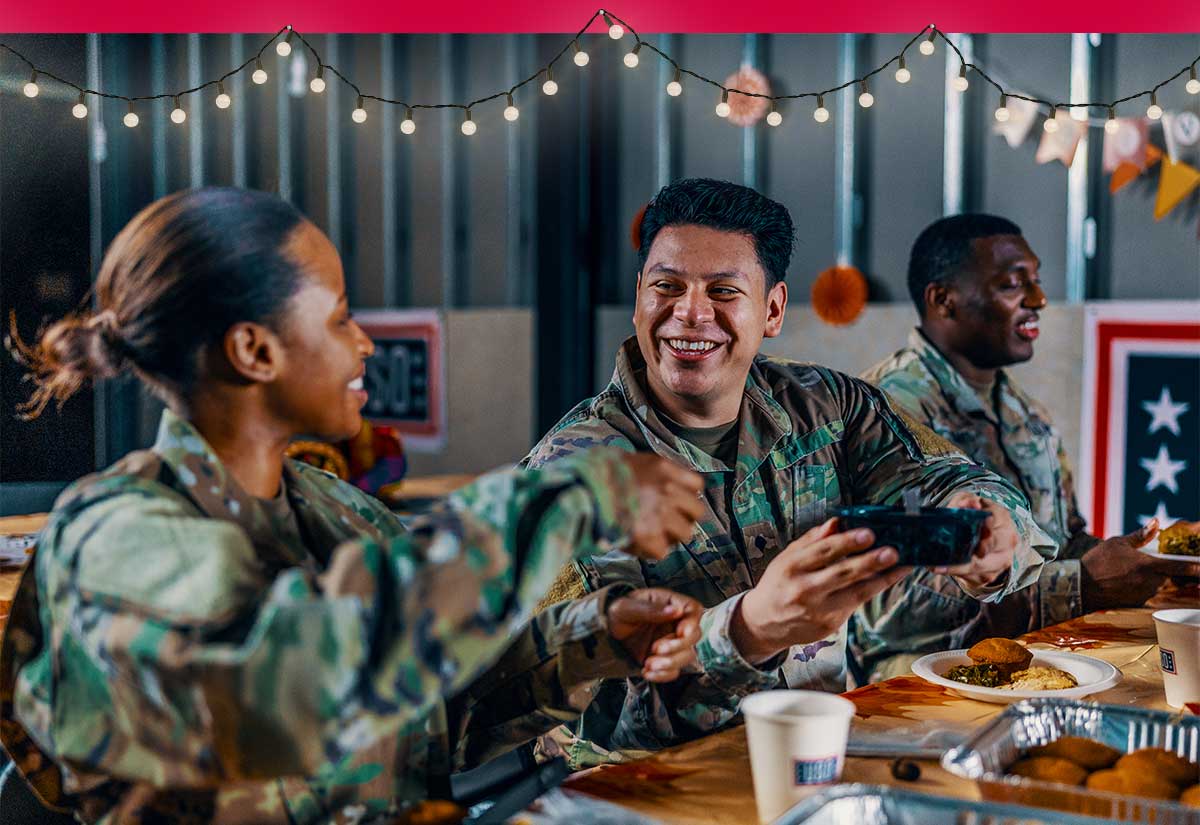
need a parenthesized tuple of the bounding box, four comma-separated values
(1105, 107, 1119, 134)
(667, 68, 682, 97)
(276, 30, 293, 57)
(72, 92, 88, 119)
(170, 96, 187, 124)
(602, 11, 624, 40)
(542, 66, 558, 96)
(895, 55, 911, 84)
(215, 82, 231, 109)
(1044, 107, 1059, 133)
(504, 93, 519, 122)
(572, 40, 589, 67)
(461, 109, 476, 136)
(123, 101, 139, 128)
(352, 96, 367, 123)
(1188, 66, 1200, 95)
(766, 101, 782, 127)
(994, 93, 1010, 122)
(624, 44, 641, 68)
(920, 30, 936, 56)
(814, 95, 830, 123)
(858, 79, 874, 108)
(310, 66, 326, 93)
(715, 89, 731, 118)
(23, 71, 38, 98)
(952, 65, 969, 93)
(252, 59, 268, 85)
(400, 107, 416, 135)
(1146, 92, 1162, 120)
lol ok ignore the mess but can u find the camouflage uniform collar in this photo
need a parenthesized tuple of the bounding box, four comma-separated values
(152, 409, 316, 569)
(611, 338, 792, 475)
(907, 329, 1008, 425)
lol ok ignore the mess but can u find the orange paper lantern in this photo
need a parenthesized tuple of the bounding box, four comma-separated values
(811, 265, 869, 326)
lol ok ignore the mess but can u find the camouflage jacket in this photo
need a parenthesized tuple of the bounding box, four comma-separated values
(854, 329, 1095, 680)
(0, 409, 645, 825)
(522, 338, 1054, 768)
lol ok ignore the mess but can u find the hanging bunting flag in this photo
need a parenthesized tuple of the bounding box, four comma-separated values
(993, 93, 1039, 148)
(1163, 111, 1200, 160)
(1103, 118, 1149, 173)
(1036, 111, 1085, 167)
(1154, 157, 1200, 220)
(1146, 143, 1165, 167)
(1110, 161, 1143, 194)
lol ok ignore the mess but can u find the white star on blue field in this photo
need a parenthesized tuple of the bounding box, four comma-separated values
(1123, 357, 1198, 534)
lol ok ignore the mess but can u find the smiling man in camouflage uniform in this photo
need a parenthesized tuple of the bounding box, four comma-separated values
(522, 180, 1056, 768)
(853, 214, 1191, 681)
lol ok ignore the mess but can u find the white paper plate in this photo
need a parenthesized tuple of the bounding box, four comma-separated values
(911, 649, 1121, 705)
(1138, 542, 1200, 564)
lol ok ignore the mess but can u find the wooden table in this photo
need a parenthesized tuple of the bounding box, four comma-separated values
(563, 604, 1195, 825)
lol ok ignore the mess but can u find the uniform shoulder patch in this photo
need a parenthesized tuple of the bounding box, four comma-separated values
(535, 563, 587, 614)
(891, 404, 962, 458)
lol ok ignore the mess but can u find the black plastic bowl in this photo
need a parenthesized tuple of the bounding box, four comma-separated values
(832, 504, 991, 567)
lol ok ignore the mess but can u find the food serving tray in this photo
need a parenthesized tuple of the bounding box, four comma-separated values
(774, 783, 1128, 824)
(942, 698, 1200, 824)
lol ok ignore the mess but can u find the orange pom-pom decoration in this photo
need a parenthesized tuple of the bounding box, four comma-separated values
(631, 203, 648, 251)
(811, 265, 869, 326)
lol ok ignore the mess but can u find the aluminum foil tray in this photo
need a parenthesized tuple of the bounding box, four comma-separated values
(774, 783, 1127, 824)
(942, 698, 1200, 824)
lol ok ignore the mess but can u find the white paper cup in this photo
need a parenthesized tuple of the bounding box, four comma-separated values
(741, 690, 856, 824)
(1153, 608, 1200, 708)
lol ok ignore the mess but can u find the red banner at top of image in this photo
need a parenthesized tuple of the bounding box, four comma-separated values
(3, 0, 1199, 34)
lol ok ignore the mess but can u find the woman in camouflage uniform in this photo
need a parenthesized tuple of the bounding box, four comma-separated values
(0, 188, 705, 824)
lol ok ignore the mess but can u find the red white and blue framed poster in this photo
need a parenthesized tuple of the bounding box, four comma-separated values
(1079, 301, 1200, 539)
(352, 309, 447, 451)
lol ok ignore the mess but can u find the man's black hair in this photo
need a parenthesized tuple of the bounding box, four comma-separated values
(637, 178, 795, 288)
(907, 213, 1023, 315)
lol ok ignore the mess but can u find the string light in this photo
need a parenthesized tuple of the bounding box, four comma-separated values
(858, 79, 874, 108)
(572, 40, 589, 67)
(715, 89, 730, 118)
(3, 17, 1197, 152)
(766, 101, 782, 126)
(952, 65, 969, 93)
(461, 108, 476, 135)
(602, 11, 624, 39)
(814, 95, 830, 123)
(1105, 106, 1119, 134)
(666, 68, 682, 97)
(1146, 92, 1163, 120)
(994, 93, 1010, 122)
